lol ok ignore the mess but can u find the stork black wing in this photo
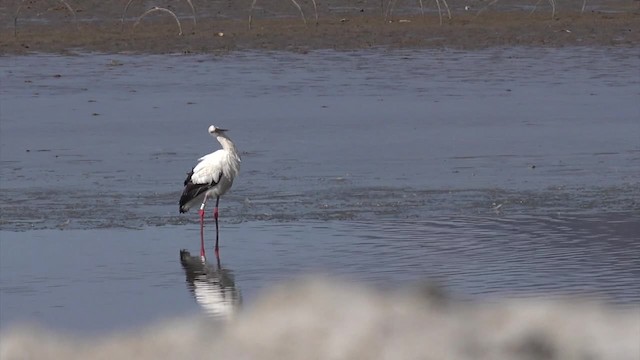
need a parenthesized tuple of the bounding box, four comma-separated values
(178, 169, 222, 213)
(183, 169, 194, 186)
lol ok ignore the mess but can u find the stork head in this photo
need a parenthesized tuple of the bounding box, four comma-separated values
(208, 125, 228, 135)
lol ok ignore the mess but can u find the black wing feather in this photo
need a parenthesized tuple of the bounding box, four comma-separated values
(183, 169, 194, 186)
(178, 168, 221, 213)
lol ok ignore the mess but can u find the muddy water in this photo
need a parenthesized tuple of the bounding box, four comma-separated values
(1, 48, 639, 333)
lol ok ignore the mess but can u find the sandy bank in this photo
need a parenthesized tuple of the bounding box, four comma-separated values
(1, 1, 639, 54)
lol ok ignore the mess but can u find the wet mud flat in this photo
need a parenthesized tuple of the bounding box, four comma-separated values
(1, 48, 639, 231)
(1, 0, 639, 54)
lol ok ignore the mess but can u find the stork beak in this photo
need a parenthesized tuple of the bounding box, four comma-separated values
(209, 125, 229, 134)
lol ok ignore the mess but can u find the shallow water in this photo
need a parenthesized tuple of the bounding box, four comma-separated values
(1, 47, 639, 333)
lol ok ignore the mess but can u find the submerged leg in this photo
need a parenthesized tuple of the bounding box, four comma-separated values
(199, 193, 209, 260)
(214, 196, 220, 257)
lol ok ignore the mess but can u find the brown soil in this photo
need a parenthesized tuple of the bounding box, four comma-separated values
(1, 1, 639, 54)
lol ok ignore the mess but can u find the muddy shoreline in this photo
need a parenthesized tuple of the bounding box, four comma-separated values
(1, 1, 639, 54)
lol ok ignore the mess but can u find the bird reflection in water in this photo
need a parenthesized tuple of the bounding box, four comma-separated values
(179, 249, 242, 320)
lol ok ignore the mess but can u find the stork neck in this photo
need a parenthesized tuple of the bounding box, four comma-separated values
(216, 135, 237, 155)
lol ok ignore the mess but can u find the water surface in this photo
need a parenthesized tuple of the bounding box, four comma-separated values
(1, 47, 638, 333)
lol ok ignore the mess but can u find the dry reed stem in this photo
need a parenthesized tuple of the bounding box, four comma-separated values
(434, 0, 442, 24)
(122, 0, 196, 32)
(249, 0, 310, 29)
(476, 0, 498, 16)
(440, 0, 451, 20)
(478, 0, 556, 18)
(133, 6, 183, 36)
(311, 0, 318, 25)
(385, 0, 451, 25)
(14, 0, 78, 37)
(529, 0, 556, 18)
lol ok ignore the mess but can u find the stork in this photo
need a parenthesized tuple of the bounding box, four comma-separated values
(179, 125, 241, 260)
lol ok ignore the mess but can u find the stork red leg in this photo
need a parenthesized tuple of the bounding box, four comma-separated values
(199, 209, 205, 259)
(214, 196, 220, 257)
(199, 194, 209, 260)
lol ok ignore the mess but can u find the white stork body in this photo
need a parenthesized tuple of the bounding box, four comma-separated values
(179, 125, 240, 259)
(180, 148, 240, 213)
